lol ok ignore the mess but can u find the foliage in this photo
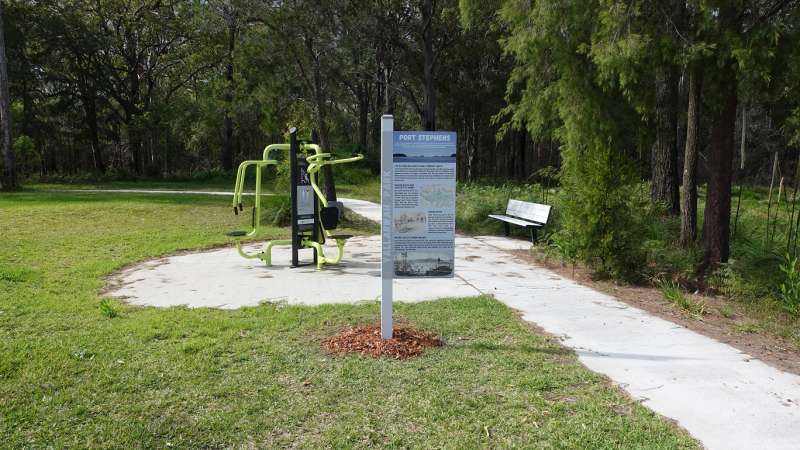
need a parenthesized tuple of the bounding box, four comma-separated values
(559, 144, 646, 279)
(658, 279, 707, 319)
(779, 253, 800, 315)
(495, 0, 648, 279)
(4, 0, 540, 184)
(98, 299, 119, 319)
(455, 181, 558, 236)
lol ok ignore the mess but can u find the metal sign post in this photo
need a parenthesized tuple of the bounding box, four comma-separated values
(380, 115, 394, 339)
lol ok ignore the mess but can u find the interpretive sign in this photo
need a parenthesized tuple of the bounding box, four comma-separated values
(380, 115, 457, 339)
(391, 131, 456, 277)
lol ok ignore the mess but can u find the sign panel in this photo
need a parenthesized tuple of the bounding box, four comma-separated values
(295, 162, 315, 229)
(391, 131, 457, 277)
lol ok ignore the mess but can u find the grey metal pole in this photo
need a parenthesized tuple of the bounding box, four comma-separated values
(380, 115, 394, 339)
(290, 128, 299, 267)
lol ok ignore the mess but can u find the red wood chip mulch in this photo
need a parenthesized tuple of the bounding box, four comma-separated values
(321, 324, 443, 359)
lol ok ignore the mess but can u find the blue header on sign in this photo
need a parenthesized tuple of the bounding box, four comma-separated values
(393, 131, 456, 162)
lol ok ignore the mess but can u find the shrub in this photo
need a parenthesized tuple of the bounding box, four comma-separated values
(99, 299, 119, 319)
(559, 143, 645, 280)
(658, 279, 706, 319)
(779, 253, 800, 315)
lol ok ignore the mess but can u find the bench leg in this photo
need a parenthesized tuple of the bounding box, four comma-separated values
(529, 227, 538, 244)
(504, 222, 510, 237)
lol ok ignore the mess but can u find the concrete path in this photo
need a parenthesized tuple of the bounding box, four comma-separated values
(93, 190, 800, 449)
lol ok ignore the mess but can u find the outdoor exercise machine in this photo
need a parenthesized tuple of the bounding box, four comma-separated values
(225, 128, 364, 270)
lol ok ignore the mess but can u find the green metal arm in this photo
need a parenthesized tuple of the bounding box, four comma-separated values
(262, 143, 290, 161)
(306, 153, 364, 208)
(232, 159, 278, 210)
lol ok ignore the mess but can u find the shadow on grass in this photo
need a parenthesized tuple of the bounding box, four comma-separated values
(465, 341, 573, 356)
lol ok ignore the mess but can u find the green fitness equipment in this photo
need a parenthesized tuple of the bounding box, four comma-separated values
(226, 128, 364, 270)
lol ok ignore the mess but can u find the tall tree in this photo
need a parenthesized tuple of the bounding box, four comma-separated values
(679, 3, 706, 246)
(492, 0, 646, 277)
(93, 0, 199, 175)
(591, 0, 684, 214)
(702, 57, 737, 265)
(221, 1, 238, 173)
(208, 0, 257, 172)
(680, 65, 702, 245)
(650, 1, 683, 215)
(420, 0, 436, 130)
(0, 0, 16, 190)
(700, 0, 799, 267)
(650, 61, 680, 214)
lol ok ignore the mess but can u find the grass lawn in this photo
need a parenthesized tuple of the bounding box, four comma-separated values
(26, 164, 382, 203)
(0, 191, 697, 448)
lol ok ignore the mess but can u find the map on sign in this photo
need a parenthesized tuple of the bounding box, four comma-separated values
(392, 131, 456, 278)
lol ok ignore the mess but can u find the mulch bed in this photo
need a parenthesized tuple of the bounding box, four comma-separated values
(321, 324, 443, 359)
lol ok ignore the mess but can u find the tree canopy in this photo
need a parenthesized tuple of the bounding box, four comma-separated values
(3, 0, 800, 272)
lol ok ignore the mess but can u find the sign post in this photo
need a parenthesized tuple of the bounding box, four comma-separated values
(380, 115, 457, 340)
(380, 115, 394, 339)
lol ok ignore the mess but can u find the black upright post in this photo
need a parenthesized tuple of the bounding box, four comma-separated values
(310, 130, 320, 265)
(289, 128, 300, 267)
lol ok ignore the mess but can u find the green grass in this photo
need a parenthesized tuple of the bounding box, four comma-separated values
(23, 177, 800, 350)
(26, 163, 382, 202)
(658, 280, 707, 319)
(0, 190, 697, 448)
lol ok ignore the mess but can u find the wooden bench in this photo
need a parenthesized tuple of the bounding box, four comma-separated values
(489, 199, 552, 243)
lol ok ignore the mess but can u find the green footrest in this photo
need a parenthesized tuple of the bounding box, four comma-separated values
(225, 230, 248, 237)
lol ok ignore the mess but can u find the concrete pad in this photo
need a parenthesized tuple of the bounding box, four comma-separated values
(108, 235, 479, 308)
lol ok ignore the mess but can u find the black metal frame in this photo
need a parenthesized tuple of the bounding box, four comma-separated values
(290, 128, 318, 267)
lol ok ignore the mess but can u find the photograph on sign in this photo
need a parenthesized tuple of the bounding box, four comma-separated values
(391, 131, 456, 278)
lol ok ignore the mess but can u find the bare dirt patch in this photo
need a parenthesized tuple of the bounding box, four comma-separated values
(510, 249, 800, 376)
(322, 324, 443, 359)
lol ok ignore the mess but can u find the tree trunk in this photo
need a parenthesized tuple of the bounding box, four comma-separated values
(518, 127, 527, 180)
(680, 66, 702, 246)
(702, 64, 737, 267)
(311, 61, 336, 201)
(421, 0, 436, 131)
(651, 65, 680, 214)
(0, 2, 17, 190)
(357, 79, 368, 151)
(221, 22, 235, 172)
(84, 90, 105, 174)
(126, 110, 142, 175)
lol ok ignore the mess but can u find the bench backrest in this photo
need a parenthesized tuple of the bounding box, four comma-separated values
(506, 199, 551, 224)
